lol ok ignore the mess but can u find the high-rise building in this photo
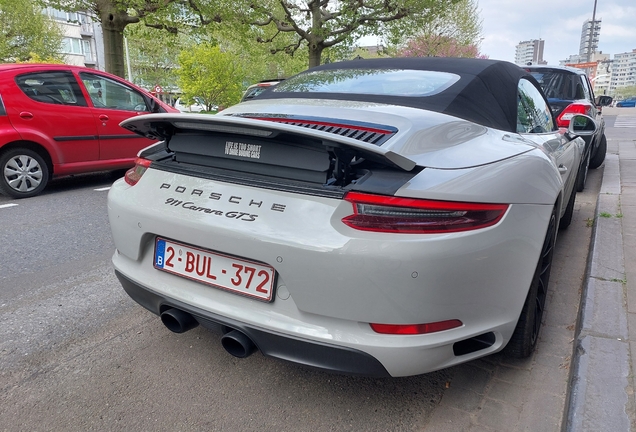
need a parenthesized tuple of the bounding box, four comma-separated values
(579, 19, 601, 60)
(609, 49, 636, 96)
(514, 39, 546, 66)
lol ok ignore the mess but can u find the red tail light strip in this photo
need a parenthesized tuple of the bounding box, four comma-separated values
(343, 192, 509, 234)
(370, 319, 463, 335)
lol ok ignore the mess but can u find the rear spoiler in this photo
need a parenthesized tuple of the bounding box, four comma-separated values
(120, 113, 417, 172)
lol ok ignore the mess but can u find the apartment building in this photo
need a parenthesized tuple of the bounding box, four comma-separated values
(45, 8, 104, 70)
(514, 39, 547, 66)
(609, 49, 636, 95)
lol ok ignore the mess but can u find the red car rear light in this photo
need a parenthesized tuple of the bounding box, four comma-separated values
(370, 319, 463, 335)
(124, 158, 152, 186)
(556, 103, 594, 128)
(342, 192, 509, 234)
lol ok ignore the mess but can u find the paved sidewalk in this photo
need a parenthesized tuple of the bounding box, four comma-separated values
(565, 108, 636, 431)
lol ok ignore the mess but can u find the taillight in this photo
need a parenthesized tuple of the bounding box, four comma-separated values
(370, 319, 463, 335)
(556, 103, 594, 128)
(342, 192, 508, 234)
(124, 158, 152, 186)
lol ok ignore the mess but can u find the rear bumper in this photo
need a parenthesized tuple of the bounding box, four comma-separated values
(115, 270, 391, 377)
(108, 173, 552, 376)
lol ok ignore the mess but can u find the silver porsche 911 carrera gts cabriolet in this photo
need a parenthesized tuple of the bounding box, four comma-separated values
(108, 57, 596, 377)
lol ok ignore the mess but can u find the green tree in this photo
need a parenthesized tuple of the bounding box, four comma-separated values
(396, 35, 486, 58)
(390, 0, 484, 58)
(0, 0, 64, 63)
(614, 85, 636, 100)
(177, 44, 246, 110)
(248, 0, 462, 68)
(223, 31, 309, 83)
(124, 24, 186, 90)
(44, 0, 228, 77)
(124, 23, 307, 94)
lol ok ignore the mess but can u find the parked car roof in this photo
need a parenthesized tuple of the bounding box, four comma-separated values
(255, 57, 543, 133)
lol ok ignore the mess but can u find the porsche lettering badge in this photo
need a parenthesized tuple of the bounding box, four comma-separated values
(159, 183, 286, 213)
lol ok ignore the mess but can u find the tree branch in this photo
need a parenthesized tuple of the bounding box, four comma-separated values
(144, 22, 179, 34)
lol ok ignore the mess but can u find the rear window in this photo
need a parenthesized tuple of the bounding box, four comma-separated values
(528, 70, 585, 101)
(273, 69, 460, 97)
(15, 71, 88, 106)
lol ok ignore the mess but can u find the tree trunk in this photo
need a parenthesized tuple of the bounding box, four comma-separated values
(95, 1, 138, 77)
(308, 44, 323, 69)
(308, 1, 323, 69)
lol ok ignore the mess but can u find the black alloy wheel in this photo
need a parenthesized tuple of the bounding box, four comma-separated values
(505, 206, 557, 358)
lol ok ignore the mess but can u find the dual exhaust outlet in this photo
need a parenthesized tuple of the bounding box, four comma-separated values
(160, 308, 257, 358)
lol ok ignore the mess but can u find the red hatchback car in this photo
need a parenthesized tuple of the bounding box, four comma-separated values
(0, 64, 178, 198)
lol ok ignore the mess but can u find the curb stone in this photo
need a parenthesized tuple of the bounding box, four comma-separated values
(565, 153, 630, 431)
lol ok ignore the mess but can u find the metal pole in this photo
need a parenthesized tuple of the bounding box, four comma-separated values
(124, 36, 133, 83)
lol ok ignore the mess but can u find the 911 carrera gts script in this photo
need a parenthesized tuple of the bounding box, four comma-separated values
(225, 141, 261, 159)
(159, 183, 286, 213)
(164, 198, 257, 221)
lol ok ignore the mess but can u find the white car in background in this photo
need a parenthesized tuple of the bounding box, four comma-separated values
(108, 58, 595, 377)
(174, 97, 206, 113)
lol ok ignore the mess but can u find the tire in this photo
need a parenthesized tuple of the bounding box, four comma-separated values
(505, 206, 557, 358)
(575, 148, 590, 192)
(0, 148, 50, 198)
(559, 184, 576, 230)
(589, 134, 607, 169)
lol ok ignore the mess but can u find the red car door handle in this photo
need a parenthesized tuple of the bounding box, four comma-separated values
(99, 114, 109, 121)
(19, 111, 34, 119)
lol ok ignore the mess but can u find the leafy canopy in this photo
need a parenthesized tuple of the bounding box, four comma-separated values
(247, 0, 463, 67)
(615, 85, 636, 99)
(177, 44, 247, 110)
(0, 0, 64, 63)
(391, 0, 486, 58)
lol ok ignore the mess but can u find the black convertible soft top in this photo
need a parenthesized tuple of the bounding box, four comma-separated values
(255, 57, 544, 133)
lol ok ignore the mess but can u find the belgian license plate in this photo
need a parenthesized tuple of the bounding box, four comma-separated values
(154, 237, 276, 302)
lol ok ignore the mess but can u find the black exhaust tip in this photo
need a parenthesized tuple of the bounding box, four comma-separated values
(160, 308, 199, 333)
(221, 330, 257, 358)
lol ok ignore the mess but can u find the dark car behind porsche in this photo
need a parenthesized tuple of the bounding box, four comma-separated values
(526, 65, 611, 191)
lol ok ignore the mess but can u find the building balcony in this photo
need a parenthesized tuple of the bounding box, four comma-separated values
(80, 23, 93, 36)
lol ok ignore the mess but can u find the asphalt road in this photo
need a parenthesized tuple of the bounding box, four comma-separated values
(0, 119, 609, 431)
(0, 172, 449, 431)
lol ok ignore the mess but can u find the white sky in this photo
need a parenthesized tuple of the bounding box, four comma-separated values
(477, 0, 636, 63)
(359, 0, 636, 64)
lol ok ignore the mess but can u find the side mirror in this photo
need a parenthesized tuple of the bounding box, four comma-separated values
(595, 95, 613, 106)
(568, 114, 597, 136)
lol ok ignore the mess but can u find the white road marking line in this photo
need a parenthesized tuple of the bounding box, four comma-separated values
(94, 187, 111, 191)
(614, 116, 636, 128)
(0, 203, 18, 209)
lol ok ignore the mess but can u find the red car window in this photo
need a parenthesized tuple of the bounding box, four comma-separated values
(15, 71, 88, 107)
(79, 72, 149, 112)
